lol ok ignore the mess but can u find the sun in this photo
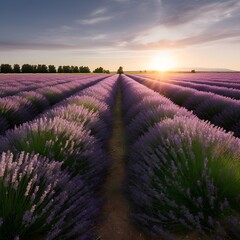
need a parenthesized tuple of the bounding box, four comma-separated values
(149, 53, 177, 72)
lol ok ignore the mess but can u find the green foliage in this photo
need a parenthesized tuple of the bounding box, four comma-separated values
(0, 64, 13, 73)
(79, 66, 91, 73)
(117, 66, 124, 74)
(13, 64, 20, 73)
(93, 67, 110, 73)
(48, 65, 56, 73)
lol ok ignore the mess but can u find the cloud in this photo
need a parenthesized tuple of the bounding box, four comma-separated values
(0, 37, 116, 51)
(0, 41, 75, 51)
(158, 0, 240, 27)
(128, 29, 240, 50)
(91, 7, 107, 16)
(77, 16, 113, 25)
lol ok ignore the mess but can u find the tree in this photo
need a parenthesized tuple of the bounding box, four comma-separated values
(93, 67, 104, 73)
(58, 66, 63, 73)
(79, 66, 91, 73)
(13, 64, 21, 73)
(37, 64, 48, 73)
(92, 67, 110, 73)
(117, 66, 124, 74)
(21, 64, 33, 73)
(72, 66, 79, 73)
(63, 66, 71, 73)
(0, 64, 13, 73)
(48, 65, 56, 73)
(32, 65, 37, 73)
(191, 69, 196, 73)
(104, 70, 110, 74)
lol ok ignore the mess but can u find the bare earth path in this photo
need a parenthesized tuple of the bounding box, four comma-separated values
(97, 83, 146, 240)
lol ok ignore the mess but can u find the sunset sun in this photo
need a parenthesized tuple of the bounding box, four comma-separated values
(149, 53, 177, 72)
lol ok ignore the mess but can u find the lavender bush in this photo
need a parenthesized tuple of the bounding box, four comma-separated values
(0, 74, 119, 239)
(128, 116, 240, 238)
(0, 117, 107, 189)
(127, 104, 192, 144)
(0, 75, 107, 135)
(0, 151, 97, 239)
(164, 80, 240, 100)
(121, 75, 240, 239)
(129, 74, 240, 137)
(45, 105, 108, 142)
(65, 95, 110, 122)
(18, 91, 50, 111)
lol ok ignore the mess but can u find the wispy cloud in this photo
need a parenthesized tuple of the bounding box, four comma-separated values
(127, 29, 240, 50)
(0, 41, 75, 51)
(158, 0, 240, 27)
(91, 7, 107, 16)
(77, 16, 113, 25)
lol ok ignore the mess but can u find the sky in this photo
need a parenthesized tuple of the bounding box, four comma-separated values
(0, 0, 240, 71)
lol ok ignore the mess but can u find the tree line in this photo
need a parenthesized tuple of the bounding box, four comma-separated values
(0, 64, 111, 74)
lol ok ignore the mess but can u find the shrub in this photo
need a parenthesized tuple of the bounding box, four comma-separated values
(0, 151, 97, 239)
(127, 116, 240, 238)
(0, 117, 107, 188)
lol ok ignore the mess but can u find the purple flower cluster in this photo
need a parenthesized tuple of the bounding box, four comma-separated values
(0, 74, 109, 135)
(0, 151, 97, 240)
(129, 75, 240, 137)
(133, 73, 240, 99)
(140, 72, 240, 85)
(0, 75, 118, 238)
(121, 75, 240, 238)
(166, 80, 240, 100)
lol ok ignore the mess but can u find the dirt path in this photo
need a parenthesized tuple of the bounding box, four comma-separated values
(97, 83, 146, 240)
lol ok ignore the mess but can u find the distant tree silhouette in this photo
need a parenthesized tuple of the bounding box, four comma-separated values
(73, 66, 79, 73)
(41, 64, 48, 73)
(13, 64, 20, 73)
(191, 69, 196, 73)
(79, 66, 91, 73)
(63, 66, 71, 73)
(104, 69, 110, 74)
(117, 66, 124, 74)
(32, 65, 37, 73)
(21, 64, 33, 73)
(48, 65, 56, 73)
(93, 67, 104, 73)
(0, 63, 105, 74)
(58, 66, 63, 73)
(93, 67, 110, 73)
(36, 64, 48, 73)
(0, 64, 13, 73)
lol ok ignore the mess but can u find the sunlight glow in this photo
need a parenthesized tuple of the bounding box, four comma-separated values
(148, 52, 177, 71)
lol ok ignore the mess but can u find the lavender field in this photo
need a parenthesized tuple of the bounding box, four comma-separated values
(0, 73, 240, 240)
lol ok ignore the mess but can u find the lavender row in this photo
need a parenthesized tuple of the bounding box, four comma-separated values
(0, 75, 118, 239)
(121, 75, 240, 239)
(135, 74, 240, 100)
(0, 75, 108, 135)
(0, 74, 74, 97)
(169, 77, 240, 91)
(143, 73, 240, 84)
(169, 80, 240, 99)
(129, 75, 240, 137)
(0, 74, 106, 97)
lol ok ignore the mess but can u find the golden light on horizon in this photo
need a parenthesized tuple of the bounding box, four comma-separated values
(148, 52, 177, 72)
